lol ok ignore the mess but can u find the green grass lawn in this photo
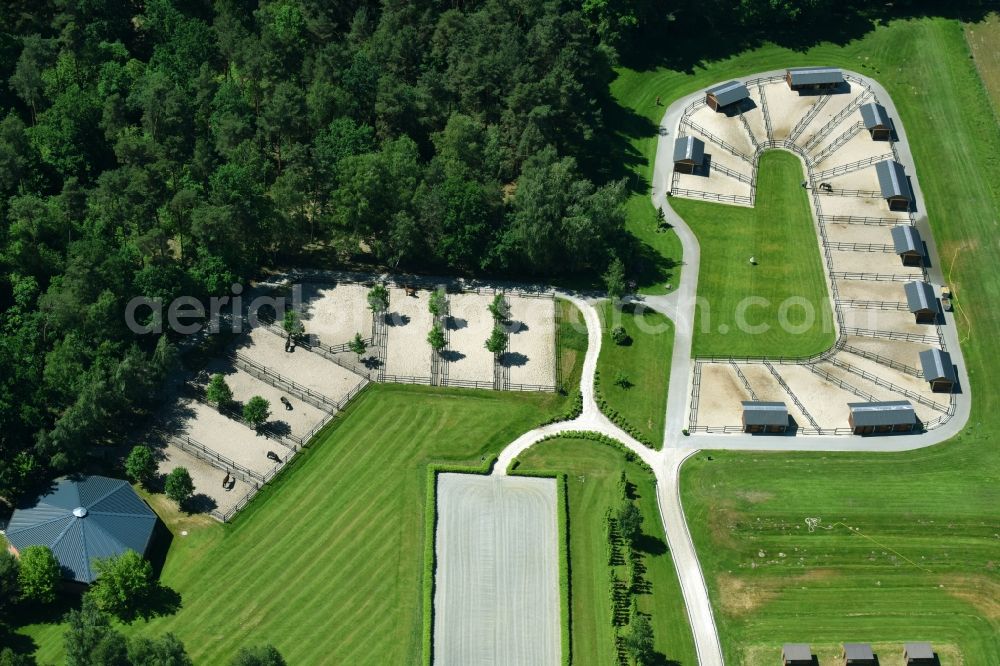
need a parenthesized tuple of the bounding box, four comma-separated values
(629, 16, 1000, 665)
(671, 151, 835, 357)
(18, 385, 571, 664)
(595, 301, 673, 447)
(514, 437, 698, 666)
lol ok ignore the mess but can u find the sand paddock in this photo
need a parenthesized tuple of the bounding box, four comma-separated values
(168, 398, 284, 476)
(695, 363, 751, 427)
(822, 221, 899, 245)
(690, 105, 757, 156)
(828, 249, 920, 276)
(238, 326, 366, 403)
(434, 473, 560, 666)
(444, 292, 497, 385)
(201, 359, 329, 439)
(811, 127, 891, 173)
(736, 364, 812, 428)
(674, 169, 753, 200)
(772, 364, 863, 429)
(157, 444, 244, 516)
(842, 336, 931, 368)
(838, 351, 950, 410)
(505, 296, 557, 388)
(816, 193, 907, 219)
(384, 287, 434, 379)
(842, 309, 937, 336)
(795, 90, 858, 144)
(298, 282, 372, 347)
(834, 279, 909, 303)
(761, 83, 827, 140)
(825, 164, 895, 192)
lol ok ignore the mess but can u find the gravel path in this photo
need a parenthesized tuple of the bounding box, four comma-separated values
(434, 474, 560, 666)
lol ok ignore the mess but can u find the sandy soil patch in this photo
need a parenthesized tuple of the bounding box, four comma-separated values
(434, 473, 560, 666)
(384, 287, 434, 379)
(762, 83, 827, 140)
(695, 363, 750, 428)
(237, 326, 366, 402)
(718, 569, 836, 619)
(822, 221, 899, 245)
(834, 279, 909, 302)
(736, 364, 812, 428)
(795, 90, 858, 144)
(842, 336, 931, 368)
(506, 296, 557, 388)
(838, 351, 950, 410)
(811, 128, 891, 172)
(157, 444, 244, 517)
(297, 282, 372, 347)
(774, 364, 861, 429)
(444, 292, 496, 384)
(167, 398, 283, 476)
(828, 249, 920, 277)
(816, 192, 908, 219)
(690, 105, 756, 156)
(201, 359, 329, 439)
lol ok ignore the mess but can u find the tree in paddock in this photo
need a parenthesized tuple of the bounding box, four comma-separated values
(349, 333, 367, 360)
(230, 644, 286, 666)
(485, 324, 507, 355)
(164, 468, 194, 508)
(243, 396, 271, 430)
(205, 373, 234, 409)
(488, 293, 509, 323)
(17, 545, 60, 605)
(88, 550, 156, 622)
(428, 323, 447, 352)
(428, 289, 447, 318)
(282, 310, 304, 340)
(124, 445, 157, 488)
(367, 284, 390, 316)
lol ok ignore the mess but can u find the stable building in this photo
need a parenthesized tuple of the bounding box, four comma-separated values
(673, 136, 706, 174)
(705, 80, 750, 112)
(786, 66, 844, 91)
(919, 348, 957, 393)
(860, 102, 893, 140)
(891, 225, 924, 267)
(848, 401, 918, 435)
(903, 642, 936, 665)
(904, 281, 939, 324)
(741, 401, 789, 433)
(843, 643, 877, 665)
(5, 476, 159, 584)
(782, 643, 814, 666)
(875, 160, 913, 211)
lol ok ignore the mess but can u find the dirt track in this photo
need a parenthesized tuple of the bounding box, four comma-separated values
(434, 473, 560, 666)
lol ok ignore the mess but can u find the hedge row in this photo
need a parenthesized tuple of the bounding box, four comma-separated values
(539, 389, 583, 427)
(592, 370, 655, 448)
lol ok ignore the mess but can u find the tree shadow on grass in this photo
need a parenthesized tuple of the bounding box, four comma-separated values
(634, 532, 668, 557)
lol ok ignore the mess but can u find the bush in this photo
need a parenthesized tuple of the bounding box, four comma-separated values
(164, 467, 194, 506)
(611, 326, 629, 345)
(614, 370, 632, 389)
(206, 373, 233, 407)
(243, 396, 271, 428)
(18, 545, 60, 605)
(0, 551, 20, 617)
(124, 445, 157, 487)
(88, 550, 156, 622)
(231, 645, 286, 666)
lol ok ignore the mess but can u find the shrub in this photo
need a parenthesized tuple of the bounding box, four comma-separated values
(124, 445, 157, 487)
(367, 283, 389, 313)
(231, 644, 286, 666)
(614, 370, 632, 389)
(243, 396, 270, 428)
(89, 550, 156, 622)
(611, 325, 629, 345)
(206, 373, 233, 407)
(164, 468, 194, 507)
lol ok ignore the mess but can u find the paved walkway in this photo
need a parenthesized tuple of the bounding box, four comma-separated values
(484, 69, 971, 666)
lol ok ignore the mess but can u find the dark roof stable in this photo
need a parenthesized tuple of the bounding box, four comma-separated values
(904, 281, 939, 313)
(782, 643, 812, 660)
(904, 642, 935, 659)
(741, 401, 788, 426)
(5, 476, 158, 584)
(706, 80, 750, 107)
(876, 160, 913, 201)
(848, 401, 917, 427)
(673, 136, 705, 165)
(787, 66, 844, 86)
(891, 225, 922, 255)
(860, 102, 891, 129)
(844, 643, 875, 660)
(919, 348, 957, 383)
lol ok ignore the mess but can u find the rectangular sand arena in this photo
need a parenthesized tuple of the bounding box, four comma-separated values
(837, 351, 951, 411)
(201, 359, 330, 440)
(167, 398, 283, 476)
(811, 128, 891, 173)
(736, 364, 812, 428)
(297, 282, 372, 347)
(817, 194, 910, 220)
(694, 363, 751, 428)
(690, 105, 756, 156)
(384, 287, 434, 379)
(843, 336, 933, 369)
(444, 292, 496, 385)
(795, 90, 859, 144)
(237, 326, 367, 403)
(434, 473, 560, 666)
(822, 221, 900, 246)
(772, 364, 862, 429)
(761, 82, 828, 140)
(506, 295, 557, 388)
(157, 444, 245, 517)
(833, 279, 910, 303)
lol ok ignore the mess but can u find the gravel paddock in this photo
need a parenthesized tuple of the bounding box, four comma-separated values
(169, 398, 283, 476)
(445, 292, 496, 384)
(434, 473, 560, 666)
(695, 364, 751, 427)
(157, 445, 244, 517)
(384, 287, 433, 379)
(736, 364, 812, 428)
(506, 296, 557, 388)
(773, 364, 861, 429)
(298, 282, 372, 346)
(690, 104, 756, 155)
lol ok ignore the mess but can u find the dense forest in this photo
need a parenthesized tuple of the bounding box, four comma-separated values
(0, 0, 990, 500)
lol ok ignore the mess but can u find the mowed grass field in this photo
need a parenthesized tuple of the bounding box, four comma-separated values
(19, 385, 570, 664)
(595, 301, 673, 447)
(671, 151, 835, 357)
(611, 16, 1000, 665)
(515, 437, 698, 666)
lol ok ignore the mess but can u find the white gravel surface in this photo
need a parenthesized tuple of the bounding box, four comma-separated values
(170, 398, 282, 475)
(237, 326, 366, 402)
(157, 444, 243, 516)
(445, 292, 496, 384)
(506, 296, 557, 388)
(298, 282, 372, 346)
(384, 287, 433, 378)
(434, 473, 560, 666)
